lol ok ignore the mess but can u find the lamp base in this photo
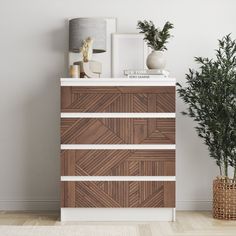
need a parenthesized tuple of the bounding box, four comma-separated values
(74, 61, 102, 78)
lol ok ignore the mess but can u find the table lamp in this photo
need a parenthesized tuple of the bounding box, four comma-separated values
(69, 18, 106, 78)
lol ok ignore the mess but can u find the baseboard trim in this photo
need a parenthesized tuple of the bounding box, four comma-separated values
(176, 200, 212, 211)
(0, 200, 60, 211)
(0, 200, 212, 211)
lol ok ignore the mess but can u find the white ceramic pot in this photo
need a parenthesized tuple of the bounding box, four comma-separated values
(146, 50, 166, 70)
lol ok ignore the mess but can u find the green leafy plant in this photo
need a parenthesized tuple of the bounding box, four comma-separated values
(177, 34, 236, 181)
(137, 20, 174, 51)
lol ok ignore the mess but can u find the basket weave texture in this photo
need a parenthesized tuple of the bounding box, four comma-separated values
(213, 179, 236, 220)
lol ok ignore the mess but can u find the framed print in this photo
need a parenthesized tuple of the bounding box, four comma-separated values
(112, 33, 149, 78)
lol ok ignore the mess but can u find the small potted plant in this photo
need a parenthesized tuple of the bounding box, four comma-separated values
(137, 20, 174, 70)
(177, 34, 236, 220)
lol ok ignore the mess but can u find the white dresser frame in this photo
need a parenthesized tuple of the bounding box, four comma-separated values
(60, 78, 176, 221)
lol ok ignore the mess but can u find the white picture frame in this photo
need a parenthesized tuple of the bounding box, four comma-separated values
(69, 18, 117, 78)
(112, 33, 149, 78)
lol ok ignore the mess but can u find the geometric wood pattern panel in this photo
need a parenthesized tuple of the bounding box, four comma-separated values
(61, 150, 175, 176)
(61, 86, 175, 113)
(61, 181, 175, 208)
(61, 118, 175, 144)
(60, 79, 176, 215)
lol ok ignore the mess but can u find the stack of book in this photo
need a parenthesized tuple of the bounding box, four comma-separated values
(124, 69, 169, 78)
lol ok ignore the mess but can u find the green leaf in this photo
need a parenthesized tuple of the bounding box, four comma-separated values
(137, 20, 174, 51)
(177, 34, 236, 178)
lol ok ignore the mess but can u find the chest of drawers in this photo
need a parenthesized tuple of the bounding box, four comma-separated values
(60, 78, 176, 221)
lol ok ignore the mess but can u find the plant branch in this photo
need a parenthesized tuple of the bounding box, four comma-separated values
(137, 20, 174, 51)
(177, 34, 236, 179)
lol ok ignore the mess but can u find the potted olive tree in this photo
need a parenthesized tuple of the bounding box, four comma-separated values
(137, 20, 174, 70)
(177, 34, 236, 220)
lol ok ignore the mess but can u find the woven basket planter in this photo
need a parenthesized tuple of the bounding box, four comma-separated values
(213, 178, 236, 220)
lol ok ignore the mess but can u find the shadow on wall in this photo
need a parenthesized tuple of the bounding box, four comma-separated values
(51, 19, 70, 75)
(20, 20, 69, 210)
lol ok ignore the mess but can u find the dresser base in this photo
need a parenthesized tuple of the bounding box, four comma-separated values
(61, 208, 176, 221)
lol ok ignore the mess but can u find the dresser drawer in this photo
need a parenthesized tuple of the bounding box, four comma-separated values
(61, 181, 175, 208)
(61, 150, 175, 176)
(61, 118, 175, 144)
(61, 86, 175, 113)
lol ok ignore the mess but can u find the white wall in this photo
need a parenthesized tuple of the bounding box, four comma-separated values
(0, 0, 235, 210)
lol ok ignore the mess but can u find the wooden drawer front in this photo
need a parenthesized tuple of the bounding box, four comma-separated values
(61, 118, 175, 144)
(61, 86, 175, 113)
(61, 181, 175, 208)
(61, 150, 175, 176)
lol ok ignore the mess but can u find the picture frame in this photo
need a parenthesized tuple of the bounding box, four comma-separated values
(112, 33, 149, 78)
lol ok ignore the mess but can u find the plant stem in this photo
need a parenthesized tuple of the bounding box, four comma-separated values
(219, 165, 222, 176)
(224, 161, 228, 178)
(233, 167, 236, 182)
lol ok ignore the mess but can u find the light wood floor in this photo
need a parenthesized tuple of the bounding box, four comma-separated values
(0, 211, 236, 236)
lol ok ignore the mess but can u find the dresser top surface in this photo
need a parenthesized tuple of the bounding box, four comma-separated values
(60, 78, 176, 86)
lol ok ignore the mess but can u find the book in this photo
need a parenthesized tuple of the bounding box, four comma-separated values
(124, 69, 170, 77)
(127, 74, 168, 79)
